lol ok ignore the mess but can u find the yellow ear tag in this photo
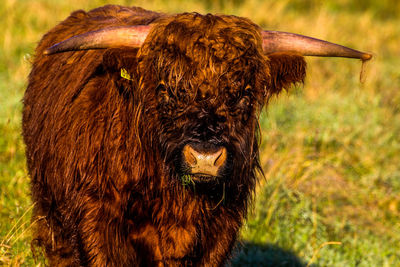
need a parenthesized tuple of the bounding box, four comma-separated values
(120, 68, 133, 81)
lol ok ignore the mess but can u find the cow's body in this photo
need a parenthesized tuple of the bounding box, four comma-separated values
(23, 4, 370, 266)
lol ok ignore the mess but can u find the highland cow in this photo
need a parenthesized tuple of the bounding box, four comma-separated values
(22, 5, 371, 266)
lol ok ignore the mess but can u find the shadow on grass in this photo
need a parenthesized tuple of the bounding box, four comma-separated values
(230, 241, 312, 267)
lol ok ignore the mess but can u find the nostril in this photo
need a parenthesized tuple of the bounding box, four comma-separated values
(183, 145, 197, 167)
(214, 147, 227, 168)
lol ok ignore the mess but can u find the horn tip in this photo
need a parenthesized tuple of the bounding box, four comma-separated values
(44, 46, 56, 55)
(362, 53, 373, 61)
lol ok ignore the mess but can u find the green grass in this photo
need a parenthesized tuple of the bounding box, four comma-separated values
(1, 0, 399, 266)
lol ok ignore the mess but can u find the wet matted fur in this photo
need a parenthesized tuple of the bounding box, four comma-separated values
(23, 5, 306, 266)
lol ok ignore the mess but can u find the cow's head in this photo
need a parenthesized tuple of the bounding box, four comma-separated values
(45, 12, 371, 190)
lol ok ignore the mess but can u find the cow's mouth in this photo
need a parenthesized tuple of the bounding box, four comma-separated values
(186, 173, 218, 183)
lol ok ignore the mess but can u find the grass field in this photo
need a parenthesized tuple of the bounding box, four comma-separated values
(0, 0, 399, 266)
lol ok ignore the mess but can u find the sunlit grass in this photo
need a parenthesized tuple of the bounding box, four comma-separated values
(0, 0, 399, 266)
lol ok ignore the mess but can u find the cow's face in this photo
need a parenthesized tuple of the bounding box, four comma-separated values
(136, 13, 306, 187)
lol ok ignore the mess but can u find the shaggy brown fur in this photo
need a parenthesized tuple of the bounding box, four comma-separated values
(23, 5, 306, 266)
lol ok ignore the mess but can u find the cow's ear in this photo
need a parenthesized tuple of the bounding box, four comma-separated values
(102, 48, 139, 97)
(266, 52, 307, 96)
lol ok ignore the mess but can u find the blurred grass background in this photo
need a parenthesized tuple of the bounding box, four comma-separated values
(0, 0, 399, 266)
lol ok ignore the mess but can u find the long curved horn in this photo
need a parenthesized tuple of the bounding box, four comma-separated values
(262, 31, 372, 61)
(44, 25, 151, 55)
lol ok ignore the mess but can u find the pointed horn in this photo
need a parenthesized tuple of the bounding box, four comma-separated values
(262, 31, 372, 61)
(44, 25, 151, 55)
